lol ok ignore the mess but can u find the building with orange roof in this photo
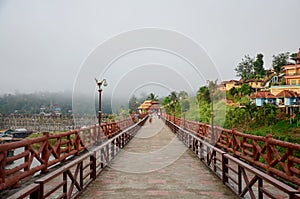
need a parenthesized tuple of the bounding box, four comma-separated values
(245, 79, 264, 89)
(269, 49, 300, 95)
(138, 100, 160, 113)
(221, 80, 242, 91)
(275, 90, 299, 107)
(249, 91, 276, 106)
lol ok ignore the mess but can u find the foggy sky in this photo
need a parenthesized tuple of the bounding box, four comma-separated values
(1, 0, 300, 96)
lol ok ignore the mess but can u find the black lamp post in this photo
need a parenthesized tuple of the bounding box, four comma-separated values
(95, 78, 107, 143)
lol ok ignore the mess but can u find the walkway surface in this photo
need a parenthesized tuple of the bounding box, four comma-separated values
(79, 117, 237, 199)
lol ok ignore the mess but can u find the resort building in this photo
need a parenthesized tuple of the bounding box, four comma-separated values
(249, 92, 276, 106)
(245, 79, 264, 90)
(221, 80, 242, 91)
(138, 100, 160, 113)
(275, 90, 300, 107)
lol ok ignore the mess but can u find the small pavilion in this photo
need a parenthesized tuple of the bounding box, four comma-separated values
(138, 100, 160, 113)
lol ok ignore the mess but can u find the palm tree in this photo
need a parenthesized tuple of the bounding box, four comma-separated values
(162, 96, 171, 114)
(147, 93, 158, 101)
(169, 91, 179, 115)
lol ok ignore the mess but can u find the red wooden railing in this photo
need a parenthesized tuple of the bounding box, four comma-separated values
(0, 117, 139, 192)
(5, 116, 148, 199)
(163, 113, 300, 190)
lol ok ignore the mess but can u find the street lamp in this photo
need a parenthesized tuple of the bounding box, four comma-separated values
(95, 78, 107, 143)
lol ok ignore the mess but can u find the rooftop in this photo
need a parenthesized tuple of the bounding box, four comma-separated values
(249, 91, 275, 99)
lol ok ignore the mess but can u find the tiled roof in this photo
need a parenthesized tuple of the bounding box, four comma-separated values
(283, 64, 300, 69)
(245, 79, 263, 83)
(276, 90, 299, 98)
(138, 100, 159, 110)
(249, 92, 275, 99)
(149, 104, 160, 109)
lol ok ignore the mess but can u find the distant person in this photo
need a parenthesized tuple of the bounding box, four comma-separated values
(158, 111, 161, 119)
(134, 112, 139, 123)
(149, 113, 152, 123)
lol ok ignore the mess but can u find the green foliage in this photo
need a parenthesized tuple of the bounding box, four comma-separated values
(178, 91, 188, 100)
(128, 95, 140, 113)
(253, 53, 266, 77)
(116, 108, 130, 120)
(235, 55, 255, 81)
(226, 84, 254, 105)
(239, 84, 254, 96)
(181, 100, 190, 113)
(162, 96, 171, 114)
(147, 93, 159, 101)
(197, 86, 210, 103)
(0, 92, 73, 114)
(169, 91, 179, 115)
(272, 52, 290, 74)
(229, 87, 238, 97)
(107, 114, 116, 122)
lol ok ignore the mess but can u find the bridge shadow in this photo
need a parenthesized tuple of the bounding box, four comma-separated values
(79, 117, 236, 198)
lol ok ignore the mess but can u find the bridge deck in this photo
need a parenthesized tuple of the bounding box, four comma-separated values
(79, 117, 237, 199)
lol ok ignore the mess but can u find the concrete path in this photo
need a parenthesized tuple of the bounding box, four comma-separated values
(79, 117, 237, 199)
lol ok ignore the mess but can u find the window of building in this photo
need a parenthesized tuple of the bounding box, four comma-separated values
(291, 80, 297, 85)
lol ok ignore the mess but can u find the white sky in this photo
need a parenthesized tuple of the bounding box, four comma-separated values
(0, 0, 300, 96)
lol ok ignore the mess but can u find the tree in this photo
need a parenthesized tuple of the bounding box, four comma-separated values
(128, 95, 139, 113)
(235, 55, 255, 81)
(197, 86, 210, 103)
(162, 96, 171, 114)
(229, 87, 238, 97)
(147, 93, 158, 101)
(207, 80, 218, 94)
(169, 91, 179, 115)
(181, 100, 190, 113)
(272, 52, 290, 74)
(239, 84, 254, 96)
(253, 53, 265, 77)
(178, 91, 188, 100)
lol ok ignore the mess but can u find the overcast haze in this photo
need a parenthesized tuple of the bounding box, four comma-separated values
(1, 0, 300, 96)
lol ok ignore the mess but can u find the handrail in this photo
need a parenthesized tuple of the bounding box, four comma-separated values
(0, 116, 143, 192)
(163, 115, 300, 198)
(163, 113, 300, 191)
(6, 116, 148, 199)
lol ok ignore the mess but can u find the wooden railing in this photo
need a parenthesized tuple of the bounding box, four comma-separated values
(0, 116, 140, 192)
(163, 113, 300, 191)
(6, 116, 148, 199)
(163, 115, 300, 198)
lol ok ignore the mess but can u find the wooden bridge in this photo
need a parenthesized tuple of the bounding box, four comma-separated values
(1, 114, 300, 198)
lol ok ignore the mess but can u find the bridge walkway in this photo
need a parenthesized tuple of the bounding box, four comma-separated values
(79, 117, 237, 199)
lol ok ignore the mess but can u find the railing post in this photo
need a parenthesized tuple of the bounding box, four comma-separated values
(238, 165, 242, 194)
(29, 186, 40, 199)
(266, 134, 273, 175)
(213, 150, 217, 172)
(24, 145, 30, 172)
(222, 154, 228, 185)
(80, 161, 83, 189)
(111, 140, 115, 159)
(63, 171, 67, 199)
(42, 132, 50, 173)
(258, 178, 263, 199)
(0, 152, 6, 185)
(90, 152, 96, 180)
